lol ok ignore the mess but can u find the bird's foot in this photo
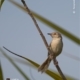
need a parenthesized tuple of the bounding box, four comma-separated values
(53, 58, 58, 65)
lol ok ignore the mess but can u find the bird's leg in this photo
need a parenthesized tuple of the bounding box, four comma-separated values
(53, 58, 58, 65)
(47, 45, 51, 56)
(48, 52, 50, 56)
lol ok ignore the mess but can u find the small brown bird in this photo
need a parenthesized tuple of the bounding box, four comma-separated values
(38, 32, 63, 73)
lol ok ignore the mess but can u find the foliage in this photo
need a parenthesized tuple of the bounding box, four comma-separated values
(0, 0, 79, 80)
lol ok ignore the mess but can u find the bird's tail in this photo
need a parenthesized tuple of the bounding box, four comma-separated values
(38, 57, 52, 73)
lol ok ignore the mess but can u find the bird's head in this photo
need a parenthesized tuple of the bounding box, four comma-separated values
(47, 32, 62, 39)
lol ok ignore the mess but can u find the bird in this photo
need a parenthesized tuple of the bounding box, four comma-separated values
(38, 32, 63, 73)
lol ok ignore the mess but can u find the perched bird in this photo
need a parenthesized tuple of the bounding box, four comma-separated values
(38, 32, 63, 73)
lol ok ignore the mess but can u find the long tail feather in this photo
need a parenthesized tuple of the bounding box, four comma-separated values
(38, 57, 51, 73)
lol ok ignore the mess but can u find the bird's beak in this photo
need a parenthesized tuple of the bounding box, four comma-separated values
(47, 33, 52, 35)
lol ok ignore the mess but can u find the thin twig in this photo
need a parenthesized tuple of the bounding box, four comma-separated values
(21, 0, 50, 52)
(21, 0, 67, 80)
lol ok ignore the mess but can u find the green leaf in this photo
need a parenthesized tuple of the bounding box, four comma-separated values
(3, 47, 62, 80)
(10, 54, 77, 80)
(8, 0, 80, 45)
(0, 0, 4, 9)
(0, 61, 4, 80)
(0, 48, 30, 80)
(3, 47, 77, 80)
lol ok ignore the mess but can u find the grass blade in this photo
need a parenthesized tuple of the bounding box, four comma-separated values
(8, 0, 80, 45)
(0, 48, 30, 80)
(0, 0, 4, 9)
(0, 60, 4, 80)
(3, 47, 77, 80)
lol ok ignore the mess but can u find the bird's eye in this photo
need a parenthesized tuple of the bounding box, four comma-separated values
(54, 33, 56, 35)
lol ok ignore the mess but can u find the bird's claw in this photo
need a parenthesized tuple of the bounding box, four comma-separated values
(54, 58, 58, 65)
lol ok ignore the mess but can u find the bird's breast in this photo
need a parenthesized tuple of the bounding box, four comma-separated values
(50, 38, 63, 56)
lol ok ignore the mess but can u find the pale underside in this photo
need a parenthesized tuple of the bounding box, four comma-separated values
(48, 38, 63, 56)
